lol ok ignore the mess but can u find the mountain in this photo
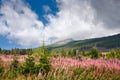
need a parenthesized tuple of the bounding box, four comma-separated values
(49, 38, 74, 47)
(48, 34, 120, 52)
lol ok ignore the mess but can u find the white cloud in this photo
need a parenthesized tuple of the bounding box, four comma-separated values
(0, 0, 120, 47)
(90, 0, 120, 29)
(0, 0, 44, 47)
(44, 0, 120, 42)
(43, 5, 51, 13)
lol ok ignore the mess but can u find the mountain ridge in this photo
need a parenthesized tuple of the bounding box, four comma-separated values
(48, 33, 120, 52)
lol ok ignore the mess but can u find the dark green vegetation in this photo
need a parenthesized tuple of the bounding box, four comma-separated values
(106, 49, 120, 59)
(48, 33, 120, 52)
(0, 46, 51, 80)
(0, 48, 31, 55)
(0, 56, 51, 80)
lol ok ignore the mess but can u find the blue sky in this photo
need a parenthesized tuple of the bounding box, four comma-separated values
(25, 0, 58, 25)
(0, 0, 58, 49)
(0, 0, 120, 49)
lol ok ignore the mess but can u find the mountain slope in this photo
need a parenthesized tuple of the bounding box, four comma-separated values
(49, 38, 74, 47)
(48, 34, 120, 51)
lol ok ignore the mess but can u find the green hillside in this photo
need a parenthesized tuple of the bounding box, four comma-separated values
(48, 34, 120, 51)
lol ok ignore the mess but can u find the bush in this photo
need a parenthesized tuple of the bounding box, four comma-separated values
(0, 66, 4, 73)
(6, 56, 21, 79)
(38, 55, 51, 75)
(89, 47, 101, 59)
(106, 49, 120, 59)
(10, 56, 20, 70)
(79, 51, 90, 57)
(21, 55, 36, 75)
(0, 48, 2, 54)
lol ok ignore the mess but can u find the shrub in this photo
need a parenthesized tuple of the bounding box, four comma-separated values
(106, 49, 120, 59)
(0, 48, 2, 54)
(0, 66, 4, 73)
(38, 55, 51, 75)
(6, 56, 21, 79)
(89, 47, 101, 59)
(21, 55, 36, 75)
(10, 56, 20, 70)
(79, 51, 90, 57)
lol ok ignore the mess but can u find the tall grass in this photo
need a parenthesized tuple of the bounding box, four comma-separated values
(0, 48, 120, 79)
(0, 55, 120, 80)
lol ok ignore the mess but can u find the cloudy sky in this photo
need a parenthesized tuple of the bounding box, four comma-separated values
(0, 0, 120, 49)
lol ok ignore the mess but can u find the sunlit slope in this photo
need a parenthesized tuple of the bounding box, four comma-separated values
(48, 34, 120, 51)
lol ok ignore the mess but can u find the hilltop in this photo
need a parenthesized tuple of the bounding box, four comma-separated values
(48, 33, 120, 52)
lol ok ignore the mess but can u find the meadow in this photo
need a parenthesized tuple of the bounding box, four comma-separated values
(0, 47, 120, 80)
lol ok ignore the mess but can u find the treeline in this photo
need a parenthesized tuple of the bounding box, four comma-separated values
(50, 47, 120, 59)
(0, 46, 120, 60)
(0, 48, 31, 55)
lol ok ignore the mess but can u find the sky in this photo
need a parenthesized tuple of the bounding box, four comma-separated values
(0, 0, 120, 49)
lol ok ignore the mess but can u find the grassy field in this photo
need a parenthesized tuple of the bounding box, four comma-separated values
(0, 53, 120, 80)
